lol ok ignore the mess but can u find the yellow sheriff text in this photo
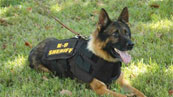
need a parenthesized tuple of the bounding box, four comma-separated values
(48, 48, 73, 55)
(57, 43, 69, 48)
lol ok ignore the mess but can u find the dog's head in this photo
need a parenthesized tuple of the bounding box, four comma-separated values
(88, 7, 134, 64)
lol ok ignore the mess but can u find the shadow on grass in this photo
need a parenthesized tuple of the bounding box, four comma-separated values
(130, 19, 172, 66)
(0, 0, 172, 97)
(123, 60, 173, 97)
(128, 17, 172, 97)
(0, 0, 26, 7)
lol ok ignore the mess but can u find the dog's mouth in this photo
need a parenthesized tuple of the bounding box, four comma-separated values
(111, 48, 131, 64)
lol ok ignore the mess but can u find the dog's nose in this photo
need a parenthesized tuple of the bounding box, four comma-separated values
(126, 41, 134, 50)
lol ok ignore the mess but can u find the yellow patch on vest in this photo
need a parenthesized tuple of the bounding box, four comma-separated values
(48, 42, 74, 55)
(48, 48, 73, 55)
(57, 43, 69, 48)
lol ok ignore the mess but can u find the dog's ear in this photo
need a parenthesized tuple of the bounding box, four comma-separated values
(98, 8, 111, 28)
(118, 7, 129, 23)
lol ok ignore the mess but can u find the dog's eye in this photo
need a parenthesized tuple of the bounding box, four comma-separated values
(112, 30, 119, 37)
(124, 30, 129, 36)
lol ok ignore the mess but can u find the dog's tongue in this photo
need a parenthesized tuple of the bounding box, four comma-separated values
(114, 48, 131, 64)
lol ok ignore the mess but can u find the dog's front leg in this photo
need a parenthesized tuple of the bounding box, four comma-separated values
(90, 78, 127, 97)
(117, 73, 146, 97)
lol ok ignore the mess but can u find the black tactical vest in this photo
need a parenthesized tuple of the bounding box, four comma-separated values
(41, 37, 121, 84)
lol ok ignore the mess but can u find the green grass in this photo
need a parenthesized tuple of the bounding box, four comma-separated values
(0, 0, 173, 97)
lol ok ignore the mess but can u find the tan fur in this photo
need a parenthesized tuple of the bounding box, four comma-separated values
(88, 25, 146, 96)
(117, 73, 146, 97)
(90, 78, 127, 97)
(89, 73, 146, 97)
(88, 26, 119, 62)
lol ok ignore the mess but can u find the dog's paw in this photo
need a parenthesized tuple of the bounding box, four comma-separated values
(125, 93, 135, 97)
(60, 89, 72, 96)
(126, 92, 146, 97)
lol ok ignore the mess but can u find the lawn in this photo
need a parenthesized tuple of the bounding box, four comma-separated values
(0, 0, 173, 97)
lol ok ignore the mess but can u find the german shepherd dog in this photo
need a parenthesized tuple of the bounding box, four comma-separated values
(28, 7, 146, 97)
